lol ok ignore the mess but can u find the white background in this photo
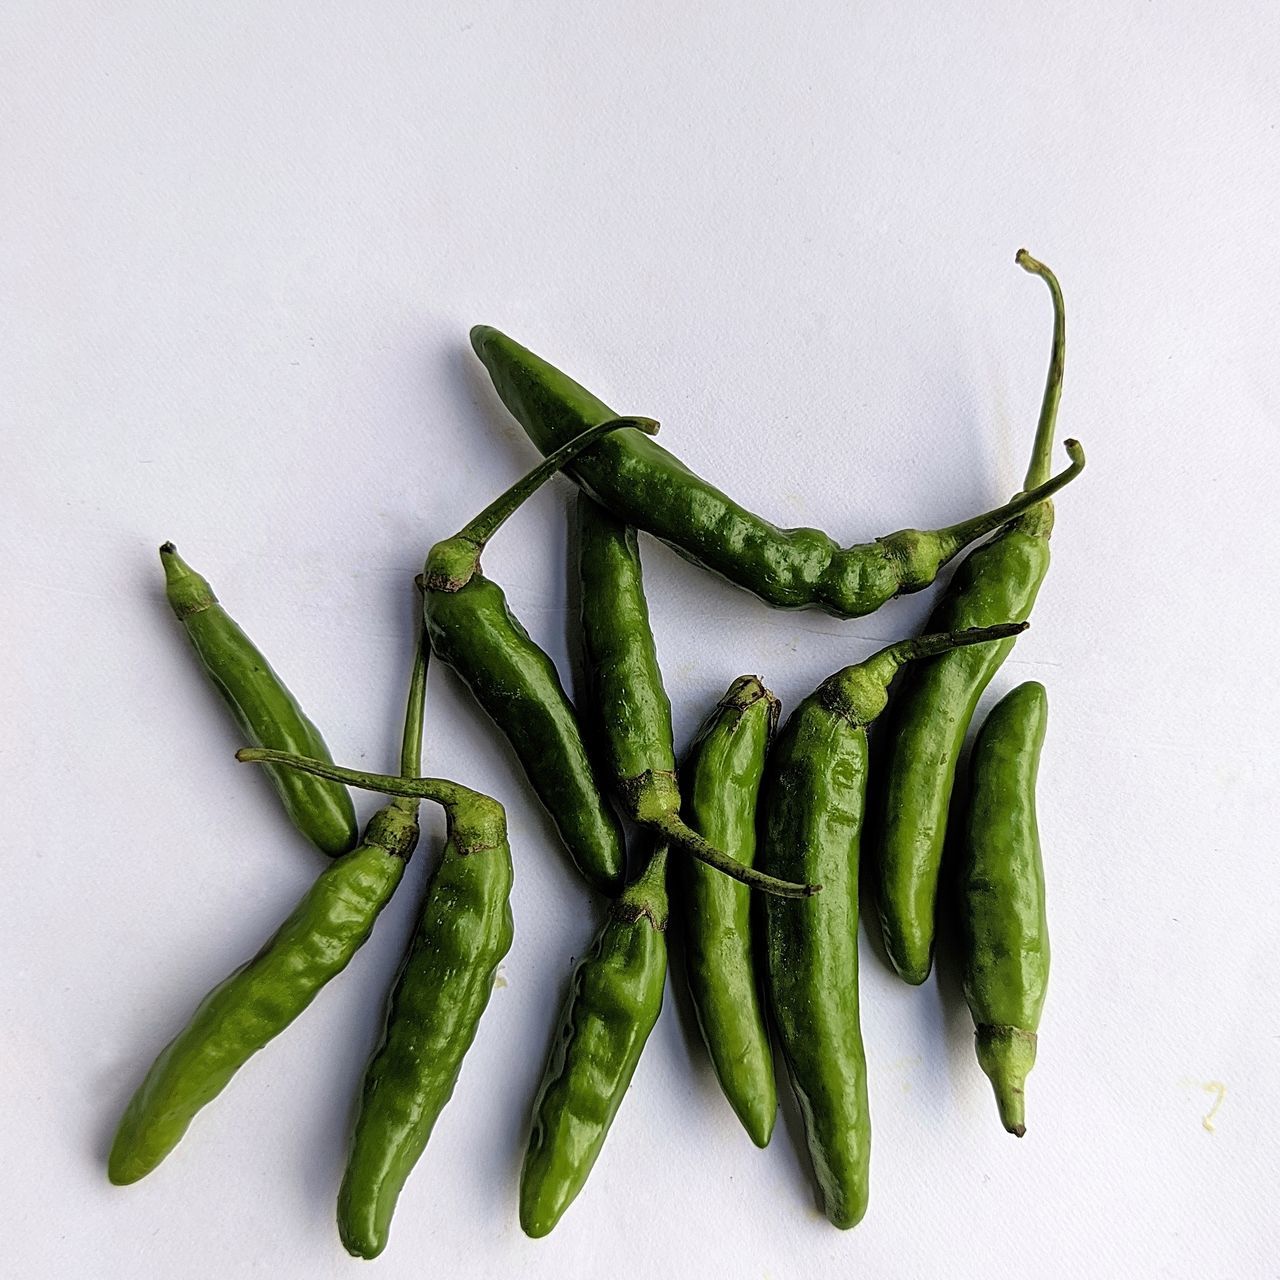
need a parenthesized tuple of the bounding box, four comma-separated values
(5, 3, 1278, 1276)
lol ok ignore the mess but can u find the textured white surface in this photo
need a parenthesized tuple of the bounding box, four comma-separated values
(4, 2, 1278, 1276)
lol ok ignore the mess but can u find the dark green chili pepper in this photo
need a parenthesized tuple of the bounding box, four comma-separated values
(423, 417, 659, 896)
(675, 674, 780, 1147)
(760, 622, 1026, 1229)
(520, 845, 668, 1238)
(959, 681, 1050, 1137)
(874, 251, 1069, 985)
(470, 324, 1084, 617)
(576, 493, 815, 898)
(336, 774, 514, 1258)
(159, 542, 358, 857)
(108, 629, 435, 1185)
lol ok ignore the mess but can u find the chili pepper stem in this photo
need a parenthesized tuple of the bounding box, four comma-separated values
(863, 622, 1029, 687)
(821, 623, 1029, 728)
(1015, 250, 1066, 491)
(426, 418, 659, 593)
(931, 440, 1084, 563)
(652, 814, 820, 899)
(235, 749, 478, 813)
(975, 1024, 1036, 1137)
(459, 416, 658, 548)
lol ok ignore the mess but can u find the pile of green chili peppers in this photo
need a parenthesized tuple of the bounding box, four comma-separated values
(110, 250, 1080, 1252)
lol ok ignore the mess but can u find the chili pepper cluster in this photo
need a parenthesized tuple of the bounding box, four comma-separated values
(110, 251, 1077, 1255)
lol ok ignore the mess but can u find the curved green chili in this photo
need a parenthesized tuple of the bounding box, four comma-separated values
(874, 250, 1069, 985)
(471, 324, 1084, 617)
(336, 787, 513, 1259)
(760, 622, 1026, 1228)
(576, 493, 816, 898)
(423, 417, 657, 897)
(108, 626, 432, 1185)
(675, 675, 780, 1147)
(959, 681, 1050, 1137)
(519, 845, 668, 1238)
(159, 542, 357, 857)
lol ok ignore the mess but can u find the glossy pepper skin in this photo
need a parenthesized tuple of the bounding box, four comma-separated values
(471, 324, 1084, 618)
(760, 623, 1026, 1229)
(423, 418, 657, 897)
(576, 494, 815, 899)
(159, 542, 358, 857)
(874, 251, 1069, 985)
(520, 847, 668, 1238)
(676, 675, 779, 1147)
(959, 681, 1050, 1137)
(107, 802, 416, 1185)
(337, 794, 514, 1259)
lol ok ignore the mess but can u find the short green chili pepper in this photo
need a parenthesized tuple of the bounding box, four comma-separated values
(519, 844, 668, 1238)
(159, 542, 358, 857)
(423, 417, 658, 896)
(959, 680, 1050, 1137)
(108, 625, 435, 1185)
(760, 622, 1026, 1229)
(874, 251, 1071, 985)
(576, 493, 816, 898)
(675, 674, 780, 1147)
(470, 323, 1084, 617)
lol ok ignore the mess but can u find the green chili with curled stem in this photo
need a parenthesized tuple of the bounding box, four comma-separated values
(519, 843, 668, 1238)
(675, 675, 780, 1146)
(576, 493, 817, 899)
(760, 622, 1027, 1229)
(470, 322, 1085, 617)
(422, 416, 659, 896)
(873, 250, 1072, 986)
(959, 681, 1050, 1137)
(108, 613, 432, 1186)
(159, 542, 358, 857)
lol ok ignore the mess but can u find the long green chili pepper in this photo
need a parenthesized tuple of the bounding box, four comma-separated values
(336, 758, 514, 1257)
(873, 250, 1070, 985)
(108, 628, 433, 1185)
(470, 324, 1085, 618)
(958, 681, 1050, 1137)
(675, 675, 780, 1147)
(159, 542, 358, 857)
(519, 845, 668, 1238)
(422, 416, 658, 896)
(759, 622, 1027, 1229)
(576, 493, 816, 898)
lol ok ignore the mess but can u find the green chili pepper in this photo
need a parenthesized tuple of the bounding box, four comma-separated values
(108, 626, 435, 1185)
(159, 542, 358, 857)
(422, 417, 658, 897)
(519, 845, 668, 1238)
(470, 324, 1084, 618)
(335, 775, 514, 1258)
(959, 681, 1050, 1137)
(576, 493, 815, 898)
(760, 622, 1027, 1229)
(873, 251, 1069, 985)
(675, 674, 780, 1147)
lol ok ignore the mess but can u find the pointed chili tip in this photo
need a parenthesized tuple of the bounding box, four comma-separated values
(159, 541, 176, 556)
(470, 324, 498, 355)
(1010, 1123, 1027, 1138)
